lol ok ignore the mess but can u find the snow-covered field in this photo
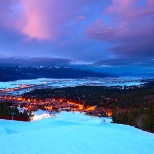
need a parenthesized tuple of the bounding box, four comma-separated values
(0, 111, 154, 154)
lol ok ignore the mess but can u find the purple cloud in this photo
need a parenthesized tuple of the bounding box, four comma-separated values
(86, 0, 154, 58)
(0, 0, 153, 73)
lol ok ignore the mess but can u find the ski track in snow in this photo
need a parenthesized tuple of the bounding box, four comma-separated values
(0, 111, 154, 154)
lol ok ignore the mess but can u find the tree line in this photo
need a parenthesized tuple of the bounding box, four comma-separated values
(0, 102, 29, 121)
(112, 102, 154, 133)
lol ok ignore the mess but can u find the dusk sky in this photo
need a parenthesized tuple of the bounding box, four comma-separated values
(0, 0, 154, 73)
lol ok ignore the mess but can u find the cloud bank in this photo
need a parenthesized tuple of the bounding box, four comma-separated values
(0, 0, 153, 73)
(86, 0, 154, 60)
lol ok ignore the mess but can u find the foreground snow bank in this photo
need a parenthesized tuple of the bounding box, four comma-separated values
(0, 111, 154, 154)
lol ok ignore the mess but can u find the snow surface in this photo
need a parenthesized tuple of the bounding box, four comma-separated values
(0, 111, 154, 154)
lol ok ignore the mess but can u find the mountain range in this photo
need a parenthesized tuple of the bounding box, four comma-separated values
(0, 66, 114, 82)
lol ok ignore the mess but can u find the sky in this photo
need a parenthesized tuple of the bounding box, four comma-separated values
(0, 0, 154, 74)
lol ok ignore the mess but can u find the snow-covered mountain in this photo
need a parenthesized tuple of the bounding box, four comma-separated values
(0, 66, 114, 82)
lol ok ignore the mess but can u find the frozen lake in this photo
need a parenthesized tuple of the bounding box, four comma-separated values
(0, 77, 146, 95)
(0, 77, 144, 89)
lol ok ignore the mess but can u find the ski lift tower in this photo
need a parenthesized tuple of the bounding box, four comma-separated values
(10, 106, 16, 120)
(11, 112, 15, 120)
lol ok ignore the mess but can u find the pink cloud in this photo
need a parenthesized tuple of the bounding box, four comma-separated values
(0, 0, 98, 40)
(21, 0, 51, 40)
(20, 0, 68, 40)
(18, 0, 96, 40)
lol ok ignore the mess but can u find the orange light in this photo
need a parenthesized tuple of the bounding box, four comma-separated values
(28, 99, 31, 103)
(86, 106, 96, 111)
(79, 105, 84, 110)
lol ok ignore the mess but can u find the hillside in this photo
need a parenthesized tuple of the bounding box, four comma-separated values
(0, 111, 154, 154)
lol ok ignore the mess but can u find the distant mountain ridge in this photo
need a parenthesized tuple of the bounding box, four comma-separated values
(0, 66, 114, 82)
